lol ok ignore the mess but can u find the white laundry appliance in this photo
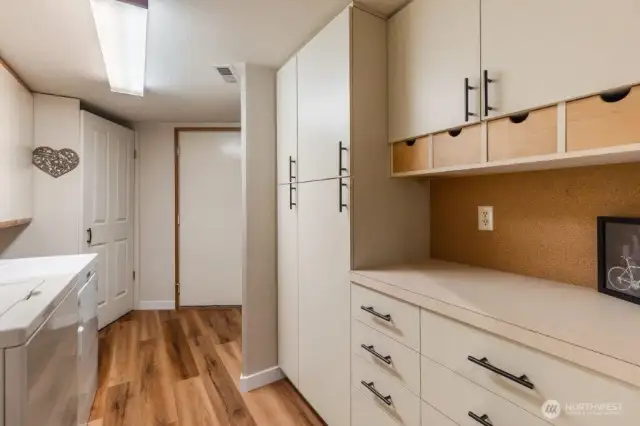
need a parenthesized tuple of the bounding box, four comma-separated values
(0, 255, 98, 426)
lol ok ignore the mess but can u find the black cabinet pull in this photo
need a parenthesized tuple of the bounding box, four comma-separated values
(360, 381, 393, 406)
(86, 228, 92, 246)
(338, 178, 348, 212)
(361, 344, 392, 365)
(288, 156, 296, 182)
(469, 412, 493, 426)
(338, 141, 348, 176)
(465, 77, 477, 122)
(468, 356, 534, 389)
(360, 306, 392, 322)
(483, 70, 495, 117)
(289, 185, 296, 210)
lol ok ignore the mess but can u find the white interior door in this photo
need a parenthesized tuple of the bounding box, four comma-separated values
(82, 111, 135, 329)
(178, 130, 242, 306)
(298, 178, 351, 426)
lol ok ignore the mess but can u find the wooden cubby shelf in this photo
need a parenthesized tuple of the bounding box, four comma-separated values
(391, 84, 640, 178)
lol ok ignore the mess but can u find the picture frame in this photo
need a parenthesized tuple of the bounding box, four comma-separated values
(597, 216, 640, 305)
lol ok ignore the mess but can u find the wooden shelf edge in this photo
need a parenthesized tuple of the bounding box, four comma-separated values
(391, 143, 640, 178)
(0, 218, 32, 229)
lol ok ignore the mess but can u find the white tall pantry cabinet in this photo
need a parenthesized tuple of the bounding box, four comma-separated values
(276, 5, 430, 425)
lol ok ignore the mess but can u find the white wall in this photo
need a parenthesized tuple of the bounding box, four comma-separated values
(0, 95, 82, 258)
(136, 122, 240, 307)
(239, 64, 278, 380)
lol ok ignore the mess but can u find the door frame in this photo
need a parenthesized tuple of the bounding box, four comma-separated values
(173, 127, 241, 309)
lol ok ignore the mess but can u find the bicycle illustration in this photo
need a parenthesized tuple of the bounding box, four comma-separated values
(608, 256, 640, 292)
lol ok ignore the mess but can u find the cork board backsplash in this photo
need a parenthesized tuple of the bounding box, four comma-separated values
(430, 163, 640, 289)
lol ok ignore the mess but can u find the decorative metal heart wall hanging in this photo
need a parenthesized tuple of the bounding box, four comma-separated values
(32, 147, 80, 178)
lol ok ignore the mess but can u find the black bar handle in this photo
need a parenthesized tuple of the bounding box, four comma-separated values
(465, 77, 477, 122)
(339, 179, 348, 212)
(86, 228, 92, 246)
(468, 356, 534, 389)
(338, 141, 348, 176)
(289, 185, 296, 210)
(469, 412, 493, 426)
(288, 156, 296, 182)
(360, 381, 392, 406)
(360, 306, 392, 322)
(361, 344, 392, 365)
(483, 70, 495, 117)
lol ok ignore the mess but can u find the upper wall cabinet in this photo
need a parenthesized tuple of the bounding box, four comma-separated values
(277, 56, 298, 185)
(388, 0, 481, 143)
(0, 63, 33, 226)
(297, 9, 351, 182)
(481, 0, 640, 118)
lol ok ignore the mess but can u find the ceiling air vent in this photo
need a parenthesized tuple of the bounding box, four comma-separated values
(215, 66, 237, 83)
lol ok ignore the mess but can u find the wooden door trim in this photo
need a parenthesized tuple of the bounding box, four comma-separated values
(174, 127, 241, 310)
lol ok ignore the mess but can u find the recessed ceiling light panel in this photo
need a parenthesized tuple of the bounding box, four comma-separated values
(90, 0, 148, 97)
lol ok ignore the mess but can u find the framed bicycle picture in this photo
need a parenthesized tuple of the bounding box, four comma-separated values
(597, 216, 640, 305)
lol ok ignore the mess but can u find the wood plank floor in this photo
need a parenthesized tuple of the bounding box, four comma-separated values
(89, 308, 324, 426)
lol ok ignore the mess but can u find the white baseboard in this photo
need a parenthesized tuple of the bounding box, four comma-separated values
(137, 300, 175, 310)
(239, 366, 284, 392)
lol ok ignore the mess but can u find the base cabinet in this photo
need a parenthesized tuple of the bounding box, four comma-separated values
(298, 178, 351, 426)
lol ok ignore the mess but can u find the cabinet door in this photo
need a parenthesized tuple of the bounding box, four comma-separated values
(297, 8, 351, 182)
(277, 183, 299, 386)
(0, 63, 33, 224)
(298, 178, 351, 426)
(388, 0, 481, 142)
(277, 56, 298, 185)
(482, 0, 640, 118)
(0, 65, 11, 222)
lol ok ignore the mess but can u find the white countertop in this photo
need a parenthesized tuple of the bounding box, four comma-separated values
(0, 254, 97, 281)
(0, 254, 97, 348)
(351, 259, 640, 387)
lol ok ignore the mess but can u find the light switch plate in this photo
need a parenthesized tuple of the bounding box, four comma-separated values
(478, 206, 494, 231)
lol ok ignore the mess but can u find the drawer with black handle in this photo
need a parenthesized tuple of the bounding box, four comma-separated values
(351, 283, 420, 350)
(352, 353, 420, 426)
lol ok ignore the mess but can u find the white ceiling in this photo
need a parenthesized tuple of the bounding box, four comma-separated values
(0, 0, 408, 124)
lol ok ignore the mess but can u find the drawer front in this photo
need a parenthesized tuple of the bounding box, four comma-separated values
(421, 309, 640, 425)
(392, 137, 430, 174)
(422, 401, 458, 426)
(352, 387, 398, 426)
(352, 354, 420, 426)
(488, 105, 557, 161)
(422, 356, 548, 426)
(433, 124, 482, 168)
(567, 85, 640, 152)
(352, 284, 420, 350)
(351, 319, 420, 395)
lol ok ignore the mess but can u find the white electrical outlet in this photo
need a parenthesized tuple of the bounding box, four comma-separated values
(478, 206, 494, 231)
